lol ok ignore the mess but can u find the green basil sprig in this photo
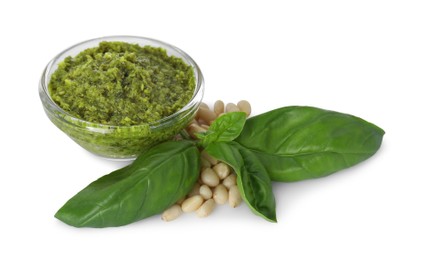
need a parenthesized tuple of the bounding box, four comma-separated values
(55, 140, 200, 228)
(55, 106, 384, 227)
(235, 106, 385, 182)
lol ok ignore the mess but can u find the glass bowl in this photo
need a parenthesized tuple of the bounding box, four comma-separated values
(39, 36, 204, 160)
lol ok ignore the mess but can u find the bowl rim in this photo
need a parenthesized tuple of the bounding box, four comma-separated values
(39, 35, 204, 130)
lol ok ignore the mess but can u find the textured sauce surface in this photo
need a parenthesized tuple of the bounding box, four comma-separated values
(49, 41, 195, 126)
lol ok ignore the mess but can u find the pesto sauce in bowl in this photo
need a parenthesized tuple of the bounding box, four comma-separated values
(39, 36, 204, 159)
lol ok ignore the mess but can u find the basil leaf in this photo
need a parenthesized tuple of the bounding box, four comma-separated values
(206, 141, 277, 222)
(55, 140, 200, 228)
(197, 112, 246, 147)
(235, 106, 385, 182)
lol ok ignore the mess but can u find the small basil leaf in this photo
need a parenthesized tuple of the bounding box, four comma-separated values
(206, 141, 277, 222)
(235, 106, 385, 182)
(199, 112, 246, 147)
(55, 140, 200, 228)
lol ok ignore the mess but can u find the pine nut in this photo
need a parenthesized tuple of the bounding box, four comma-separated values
(198, 107, 217, 123)
(188, 124, 206, 138)
(228, 186, 242, 208)
(237, 100, 251, 116)
(201, 168, 220, 187)
(200, 102, 209, 110)
(214, 100, 224, 115)
(222, 174, 237, 189)
(201, 150, 218, 165)
(226, 103, 240, 113)
(190, 119, 199, 125)
(196, 199, 216, 218)
(188, 182, 200, 197)
(161, 204, 183, 221)
(213, 184, 228, 205)
(189, 123, 206, 132)
(199, 184, 213, 200)
(213, 162, 230, 180)
(181, 195, 204, 212)
(200, 124, 210, 130)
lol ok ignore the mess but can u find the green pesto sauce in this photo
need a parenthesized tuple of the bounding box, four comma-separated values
(49, 41, 195, 126)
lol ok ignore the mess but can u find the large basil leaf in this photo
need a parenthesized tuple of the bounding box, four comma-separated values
(206, 142, 277, 222)
(55, 140, 200, 228)
(197, 112, 246, 147)
(235, 106, 385, 182)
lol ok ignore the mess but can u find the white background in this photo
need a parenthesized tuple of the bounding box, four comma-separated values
(1, 0, 424, 259)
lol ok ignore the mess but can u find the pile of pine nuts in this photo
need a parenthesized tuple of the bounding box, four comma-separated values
(161, 100, 252, 221)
